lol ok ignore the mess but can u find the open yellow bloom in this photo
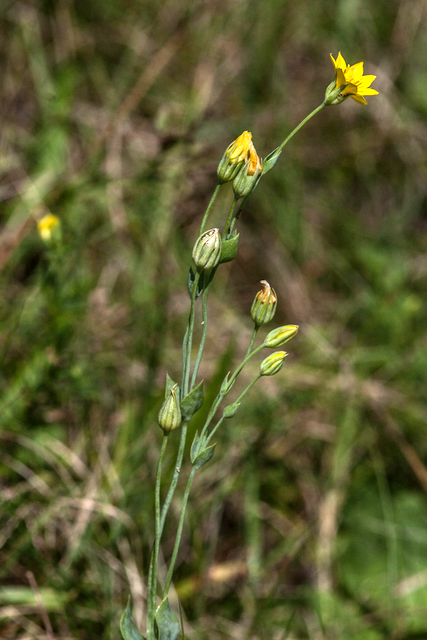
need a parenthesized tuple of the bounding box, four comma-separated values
(326, 52, 378, 105)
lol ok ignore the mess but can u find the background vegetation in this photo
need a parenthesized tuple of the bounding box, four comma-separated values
(1, 0, 427, 638)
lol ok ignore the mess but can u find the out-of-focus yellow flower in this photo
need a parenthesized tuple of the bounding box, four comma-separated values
(325, 52, 378, 106)
(37, 214, 61, 243)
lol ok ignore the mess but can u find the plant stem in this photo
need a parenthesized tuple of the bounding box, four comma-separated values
(190, 270, 216, 390)
(182, 271, 200, 397)
(146, 434, 169, 637)
(163, 372, 263, 600)
(163, 466, 197, 597)
(198, 343, 266, 447)
(206, 374, 261, 445)
(199, 184, 221, 236)
(159, 421, 188, 534)
(277, 103, 325, 153)
(222, 197, 238, 237)
(245, 326, 259, 359)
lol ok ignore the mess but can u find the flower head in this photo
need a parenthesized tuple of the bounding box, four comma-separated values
(37, 213, 61, 244)
(325, 52, 378, 106)
(217, 131, 253, 184)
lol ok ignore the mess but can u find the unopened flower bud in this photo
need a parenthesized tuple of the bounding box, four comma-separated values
(264, 325, 298, 348)
(217, 131, 252, 184)
(158, 384, 182, 433)
(192, 228, 222, 272)
(260, 351, 287, 377)
(37, 214, 61, 244)
(232, 142, 263, 199)
(251, 280, 277, 326)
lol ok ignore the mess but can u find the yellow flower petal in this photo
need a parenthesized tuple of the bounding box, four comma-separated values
(350, 93, 368, 105)
(335, 52, 347, 71)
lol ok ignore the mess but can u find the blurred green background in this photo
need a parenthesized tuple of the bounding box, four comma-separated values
(1, 0, 427, 638)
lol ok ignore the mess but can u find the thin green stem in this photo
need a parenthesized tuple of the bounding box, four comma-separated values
(206, 374, 261, 446)
(147, 434, 169, 637)
(199, 184, 221, 236)
(278, 103, 325, 153)
(198, 343, 266, 447)
(190, 271, 216, 390)
(159, 421, 188, 534)
(162, 372, 263, 600)
(182, 271, 200, 397)
(222, 197, 238, 237)
(245, 326, 259, 359)
(163, 466, 197, 597)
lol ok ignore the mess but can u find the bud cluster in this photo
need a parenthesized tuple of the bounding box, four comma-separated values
(217, 131, 263, 199)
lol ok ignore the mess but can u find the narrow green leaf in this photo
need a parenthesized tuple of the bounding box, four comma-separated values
(262, 147, 282, 174)
(155, 597, 180, 640)
(180, 380, 204, 422)
(120, 599, 145, 640)
(193, 443, 216, 470)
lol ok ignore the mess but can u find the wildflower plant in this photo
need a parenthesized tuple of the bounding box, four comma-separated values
(120, 53, 377, 640)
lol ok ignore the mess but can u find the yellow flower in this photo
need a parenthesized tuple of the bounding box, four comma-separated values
(37, 213, 61, 243)
(227, 131, 252, 163)
(325, 52, 378, 106)
(217, 131, 253, 183)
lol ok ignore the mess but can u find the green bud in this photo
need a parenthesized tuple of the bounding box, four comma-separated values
(264, 324, 298, 348)
(217, 131, 253, 184)
(260, 351, 287, 377)
(251, 280, 277, 326)
(158, 384, 182, 433)
(192, 228, 222, 272)
(232, 142, 263, 199)
(223, 401, 240, 418)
